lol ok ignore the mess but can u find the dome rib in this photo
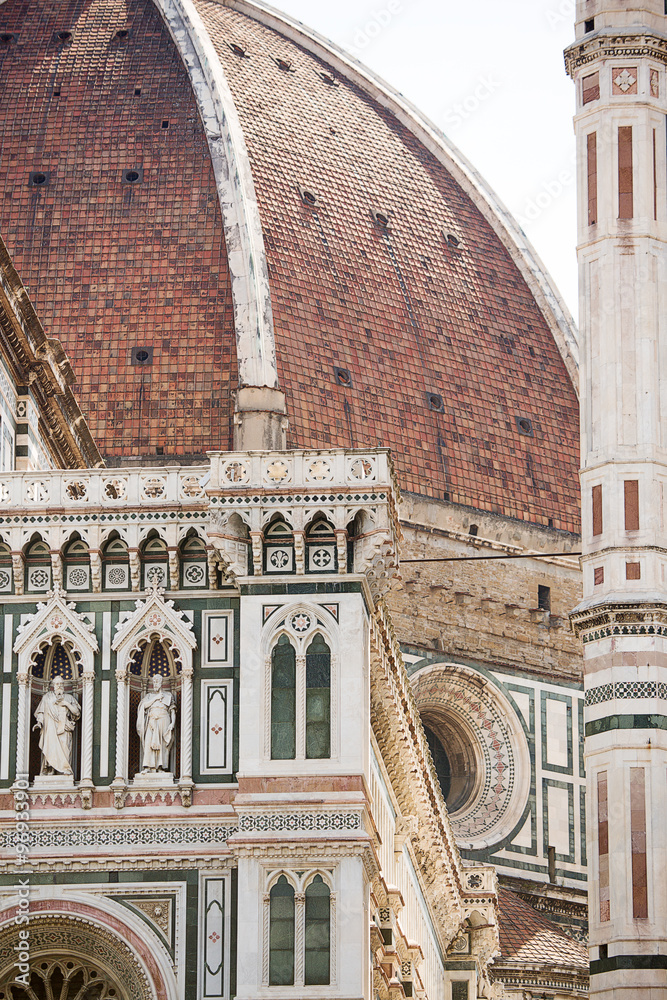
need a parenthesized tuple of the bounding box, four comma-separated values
(222, 0, 579, 391)
(154, 0, 279, 389)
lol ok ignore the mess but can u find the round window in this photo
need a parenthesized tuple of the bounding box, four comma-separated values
(412, 663, 530, 850)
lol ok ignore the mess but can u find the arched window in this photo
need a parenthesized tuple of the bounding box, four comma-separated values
(142, 533, 168, 589)
(269, 875, 295, 986)
(103, 534, 130, 591)
(305, 517, 337, 574)
(25, 538, 51, 593)
(305, 875, 331, 985)
(265, 519, 294, 575)
(271, 636, 296, 760)
(63, 536, 90, 592)
(306, 635, 331, 759)
(180, 532, 208, 589)
(0, 540, 13, 593)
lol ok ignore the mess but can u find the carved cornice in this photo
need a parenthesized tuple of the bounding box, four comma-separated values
(570, 599, 667, 641)
(369, 601, 500, 967)
(565, 30, 667, 77)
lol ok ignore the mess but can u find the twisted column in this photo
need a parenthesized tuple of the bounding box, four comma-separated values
(15, 671, 29, 780)
(114, 666, 128, 783)
(294, 891, 305, 987)
(80, 671, 95, 782)
(179, 665, 194, 782)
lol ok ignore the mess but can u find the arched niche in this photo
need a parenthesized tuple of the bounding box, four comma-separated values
(28, 640, 83, 783)
(126, 636, 182, 780)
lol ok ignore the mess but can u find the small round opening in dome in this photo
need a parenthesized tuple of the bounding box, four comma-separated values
(57, 30, 72, 41)
(446, 233, 461, 248)
(516, 416, 533, 436)
(125, 170, 140, 183)
(115, 29, 129, 39)
(427, 392, 444, 412)
(135, 349, 149, 362)
(31, 173, 47, 186)
(230, 42, 246, 57)
(373, 211, 389, 227)
(334, 367, 351, 386)
(302, 190, 317, 205)
(0, 33, 14, 44)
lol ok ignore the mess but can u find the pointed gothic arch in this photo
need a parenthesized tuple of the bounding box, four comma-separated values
(13, 589, 99, 797)
(111, 587, 196, 805)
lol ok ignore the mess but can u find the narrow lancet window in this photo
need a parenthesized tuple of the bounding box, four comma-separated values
(305, 875, 331, 985)
(271, 636, 296, 759)
(305, 635, 331, 759)
(269, 876, 295, 985)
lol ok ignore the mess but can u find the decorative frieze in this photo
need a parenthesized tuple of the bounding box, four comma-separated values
(565, 31, 667, 76)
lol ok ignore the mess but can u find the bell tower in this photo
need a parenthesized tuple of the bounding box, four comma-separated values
(566, 2, 667, 996)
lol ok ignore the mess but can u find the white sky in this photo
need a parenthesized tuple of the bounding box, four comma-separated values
(268, 0, 579, 322)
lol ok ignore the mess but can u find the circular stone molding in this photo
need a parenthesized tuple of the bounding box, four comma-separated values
(411, 662, 530, 851)
(0, 913, 154, 1000)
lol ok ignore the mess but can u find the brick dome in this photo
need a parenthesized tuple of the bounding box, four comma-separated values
(0, 0, 580, 531)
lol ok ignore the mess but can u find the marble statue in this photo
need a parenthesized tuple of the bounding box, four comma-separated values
(136, 674, 175, 773)
(33, 676, 81, 776)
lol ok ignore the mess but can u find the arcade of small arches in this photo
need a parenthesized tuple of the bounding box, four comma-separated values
(0, 509, 381, 597)
(0, 529, 209, 596)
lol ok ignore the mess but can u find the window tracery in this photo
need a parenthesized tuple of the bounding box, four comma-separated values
(264, 605, 337, 763)
(264, 870, 334, 989)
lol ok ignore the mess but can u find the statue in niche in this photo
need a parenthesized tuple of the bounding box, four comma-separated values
(136, 674, 175, 773)
(33, 676, 81, 776)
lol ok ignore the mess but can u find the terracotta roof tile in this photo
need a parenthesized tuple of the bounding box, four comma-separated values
(0, 1, 580, 532)
(0, 0, 235, 458)
(496, 888, 589, 971)
(195, 3, 581, 531)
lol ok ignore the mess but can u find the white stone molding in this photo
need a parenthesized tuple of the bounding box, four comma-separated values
(152, 0, 279, 389)
(13, 587, 99, 788)
(262, 603, 339, 764)
(111, 585, 197, 802)
(224, 0, 579, 388)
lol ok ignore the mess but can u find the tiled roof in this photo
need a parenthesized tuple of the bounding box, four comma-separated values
(195, 3, 581, 532)
(495, 888, 589, 971)
(0, 1, 580, 530)
(0, 0, 235, 458)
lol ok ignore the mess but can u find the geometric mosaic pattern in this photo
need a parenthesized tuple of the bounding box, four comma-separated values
(0, 822, 237, 851)
(585, 681, 667, 706)
(238, 811, 361, 833)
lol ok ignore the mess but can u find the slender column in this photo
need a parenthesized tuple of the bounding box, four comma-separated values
(15, 671, 29, 780)
(566, 3, 667, 995)
(296, 654, 306, 760)
(178, 664, 194, 806)
(79, 669, 95, 807)
(112, 666, 128, 807)
(294, 891, 305, 987)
